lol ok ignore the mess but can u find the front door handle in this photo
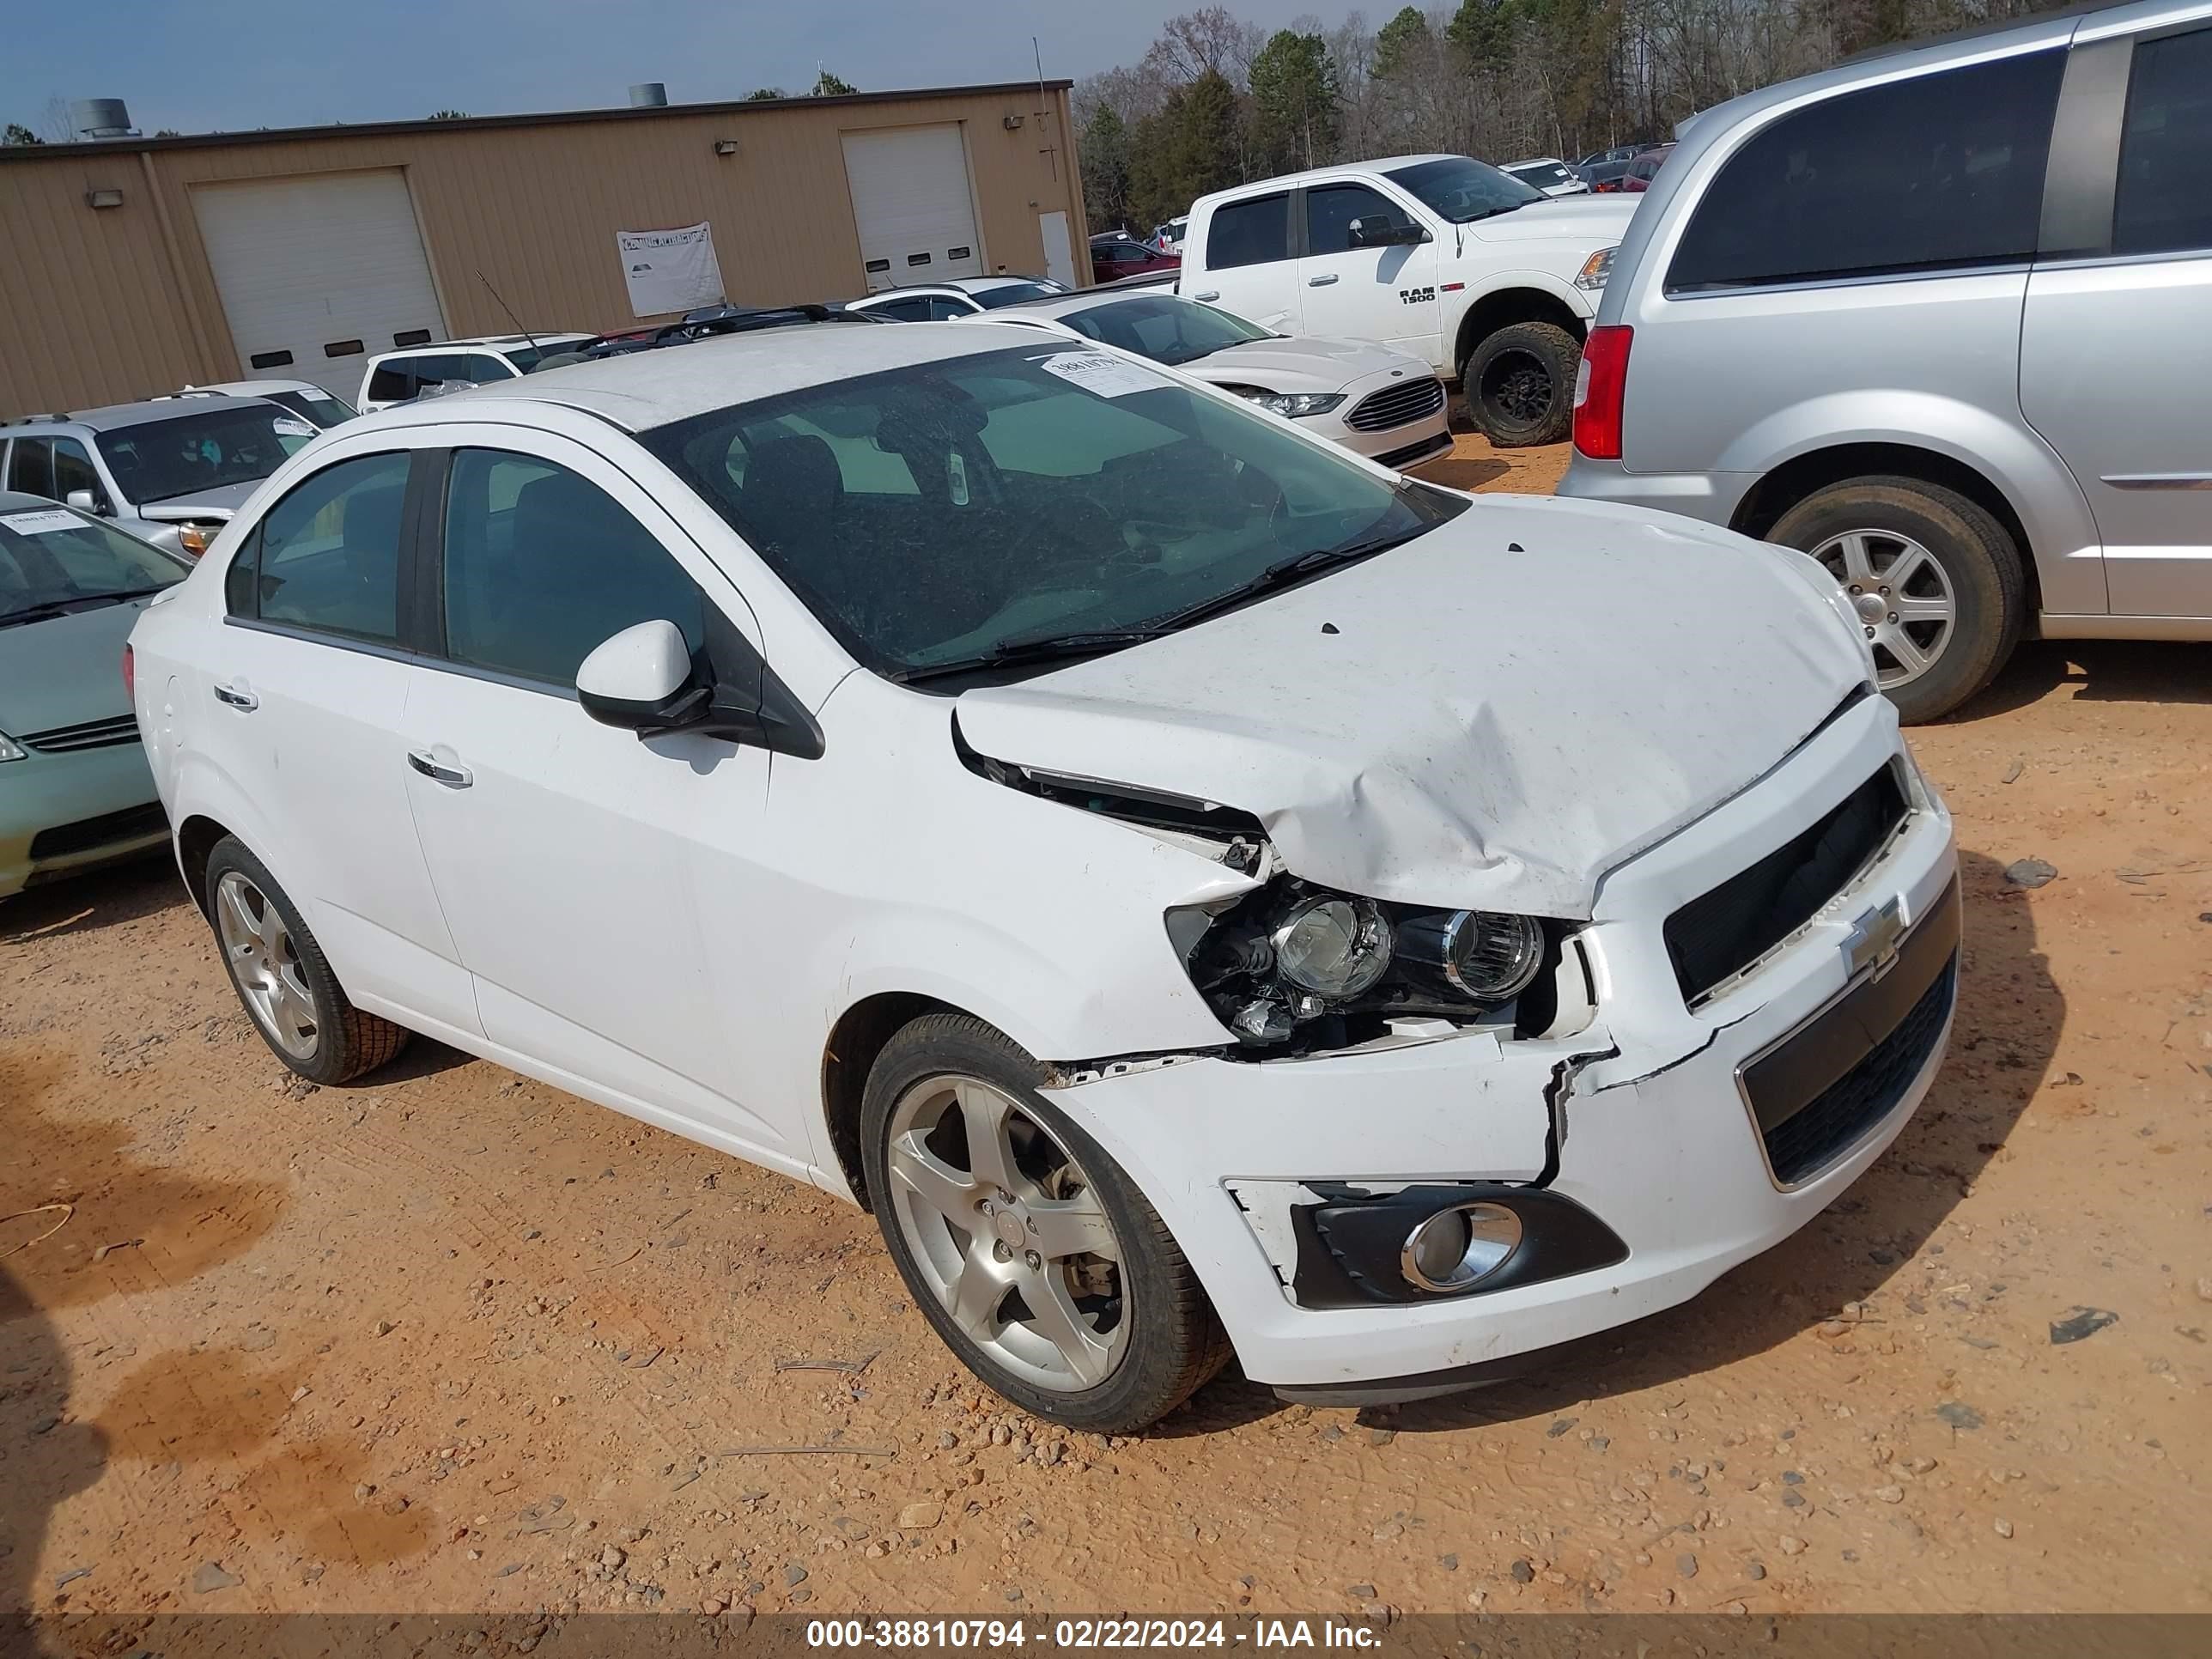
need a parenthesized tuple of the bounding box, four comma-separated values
(407, 750, 473, 789)
(1192, 289, 1220, 301)
(211, 681, 258, 711)
(1307, 273, 1339, 287)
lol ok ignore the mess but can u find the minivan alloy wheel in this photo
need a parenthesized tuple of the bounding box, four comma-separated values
(1811, 527, 1957, 688)
(885, 1073, 1129, 1392)
(215, 870, 319, 1060)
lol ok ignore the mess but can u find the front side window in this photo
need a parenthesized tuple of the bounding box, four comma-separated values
(1054, 296, 1273, 365)
(1206, 194, 1291, 270)
(1, 507, 187, 626)
(465, 354, 520, 385)
(869, 297, 933, 322)
(643, 344, 1463, 680)
(100, 407, 317, 506)
(52, 438, 102, 501)
(6, 437, 55, 499)
(926, 296, 977, 320)
(1304, 184, 1413, 252)
(1668, 49, 2065, 293)
(237, 452, 411, 642)
(1382, 156, 1541, 223)
(440, 449, 704, 689)
(2113, 25, 2212, 257)
(973, 282, 1056, 310)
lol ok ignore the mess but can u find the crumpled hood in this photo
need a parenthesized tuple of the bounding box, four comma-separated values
(134, 480, 260, 524)
(1467, 195, 1637, 246)
(0, 597, 154, 738)
(1186, 336, 1424, 394)
(955, 497, 1868, 919)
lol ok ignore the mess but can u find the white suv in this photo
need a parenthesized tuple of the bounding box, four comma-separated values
(356, 333, 595, 411)
(130, 321, 1958, 1431)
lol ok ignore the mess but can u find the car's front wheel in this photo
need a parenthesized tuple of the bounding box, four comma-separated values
(1462, 321, 1580, 447)
(204, 836, 410, 1085)
(1768, 476, 2027, 723)
(860, 1014, 1229, 1433)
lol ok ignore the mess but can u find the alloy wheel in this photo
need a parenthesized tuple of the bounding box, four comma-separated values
(1812, 527, 1958, 689)
(884, 1074, 1129, 1392)
(1480, 348, 1553, 426)
(215, 870, 319, 1060)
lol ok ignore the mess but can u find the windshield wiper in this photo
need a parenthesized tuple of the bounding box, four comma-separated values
(894, 629, 1175, 684)
(1140, 529, 1423, 635)
(1457, 200, 1534, 224)
(0, 589, 161, 629)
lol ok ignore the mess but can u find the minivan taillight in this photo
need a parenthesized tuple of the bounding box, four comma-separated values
(1572, 325, 1633, 460)
(122, 642, 135, 702)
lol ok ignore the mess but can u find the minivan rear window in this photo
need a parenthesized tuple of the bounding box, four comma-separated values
(1666, 48, 2065, 294)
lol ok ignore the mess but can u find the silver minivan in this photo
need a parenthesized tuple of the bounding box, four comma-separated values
(1560, 0, 2211, 720)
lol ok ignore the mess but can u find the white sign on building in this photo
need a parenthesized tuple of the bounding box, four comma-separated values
(617, 222, 725, 317)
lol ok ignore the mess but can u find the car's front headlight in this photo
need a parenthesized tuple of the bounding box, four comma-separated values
(1176, 878, 1552, 1045)
(1575, 246, 1617, 290)
(0, 732, 25, 762)
(1234, 389, 1346, 419)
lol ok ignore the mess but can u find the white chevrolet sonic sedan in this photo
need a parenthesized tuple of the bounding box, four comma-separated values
(129, 321, 1960, 1432)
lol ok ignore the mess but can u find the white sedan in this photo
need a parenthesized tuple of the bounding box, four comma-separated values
(843, 276, 1068, 321)
(971, 289, 1452, 471)
(130, 320, 1959, 1431)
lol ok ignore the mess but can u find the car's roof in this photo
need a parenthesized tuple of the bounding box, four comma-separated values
(364, 319, 1048, 433)
(381, 332, 593, 354)
(184, 379, 329, 398)
(2, 394, 277, 433)
(1501, 157, 1567, 169)
(1196, 153, 1461, 204)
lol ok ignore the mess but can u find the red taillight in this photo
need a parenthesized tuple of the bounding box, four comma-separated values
(1572, 325, 1633, 460)
(123, 642, 135, 702)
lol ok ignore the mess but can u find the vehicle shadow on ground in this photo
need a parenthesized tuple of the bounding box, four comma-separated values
(0, 857, 187, 946)
(1419, 455, 1510, 492)
(1161, 846, 2057, 1438)
(0, 1259, 110, 1632)
(368, 1036, 478, 1085)
(1948, 638, 2212, 721)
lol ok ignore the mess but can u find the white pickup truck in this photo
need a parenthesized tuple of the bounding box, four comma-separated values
(1179, 155, 1636, 447)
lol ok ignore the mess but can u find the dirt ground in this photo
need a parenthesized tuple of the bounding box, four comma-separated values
(4, 434, 2209, 1621)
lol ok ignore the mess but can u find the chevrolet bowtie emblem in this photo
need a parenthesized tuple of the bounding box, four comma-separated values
(1843, 896, 1905, 980)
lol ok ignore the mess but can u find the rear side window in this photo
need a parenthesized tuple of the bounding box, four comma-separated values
(1206, 194, 1291, 270)
(440, 449, 703, 689)
(7, 437, 55, 499)
(1667, 49, 2065, 293)
(367, 362, 416, 402)
(239, 452, 412, 642)
(2113, 25, 2212, 257)
(464, 354, 518, 385)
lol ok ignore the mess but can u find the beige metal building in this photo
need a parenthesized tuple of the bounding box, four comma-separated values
(0, 82, 1087, 416)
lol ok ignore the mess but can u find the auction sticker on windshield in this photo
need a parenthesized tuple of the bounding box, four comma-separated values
(1038, 351, 1168, 398)
(271, 416, 318, 438)
(0, 510, 82, 537)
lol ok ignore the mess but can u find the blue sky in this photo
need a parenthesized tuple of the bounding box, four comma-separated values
(3, 0, 1339, 137)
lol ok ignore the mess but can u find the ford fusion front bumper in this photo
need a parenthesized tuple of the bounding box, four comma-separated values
(1047, 694, 1957, 1397)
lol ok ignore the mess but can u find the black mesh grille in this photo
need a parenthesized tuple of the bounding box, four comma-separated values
(1665, 764, 1908, 1005)
(1345, 377, 1446, 432)
(23, 714, 142, 752)
(27, 802, 167, 861)
(1761, 957, 1954, 1185)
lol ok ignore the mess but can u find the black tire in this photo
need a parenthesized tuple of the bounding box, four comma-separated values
(860, 1013, 1230, 1433)
(1461, 320, 1580, 447)
(1768, 476, 2027, 724)
(203, 835, 410, 1085)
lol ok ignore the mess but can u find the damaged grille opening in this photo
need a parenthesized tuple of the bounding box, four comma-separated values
(1665, 762, 1910, 1007)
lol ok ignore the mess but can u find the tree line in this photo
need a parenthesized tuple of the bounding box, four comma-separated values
(1078, 0, 2066, 234)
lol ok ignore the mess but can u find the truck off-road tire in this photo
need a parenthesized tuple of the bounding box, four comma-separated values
(1769, 476, 2027, 724)
(861, 1013, 1231, 1433)
(1462, 321, 1581, 447)
(204, 836, 410, 1085)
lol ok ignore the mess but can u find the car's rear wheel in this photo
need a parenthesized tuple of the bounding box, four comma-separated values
(1462, 321, 1580, 447)
(1768, 476, 2026, 723)
(204, 836, 409, 1085)
(860, 1014, 1230, 1433)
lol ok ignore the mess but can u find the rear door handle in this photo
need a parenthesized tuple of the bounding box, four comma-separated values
(407, 750, 473, 789)
(211, 681, 258, 711)
(1308, 274, 1339, 287)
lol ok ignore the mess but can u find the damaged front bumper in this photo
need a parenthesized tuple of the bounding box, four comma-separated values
(1042, 698, 1959, 1402)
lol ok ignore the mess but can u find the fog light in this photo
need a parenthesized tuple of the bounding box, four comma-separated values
(1401, 1202, 1522, 1293)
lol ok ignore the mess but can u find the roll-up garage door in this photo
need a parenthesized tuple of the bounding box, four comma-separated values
(191, 170, 447, 398)
(841, 125, 985, 291)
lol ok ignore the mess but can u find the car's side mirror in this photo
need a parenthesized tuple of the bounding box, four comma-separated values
(64, 487, 105, 514)
(1349, 216, 1425, 249)
(576, 615, 824, 760)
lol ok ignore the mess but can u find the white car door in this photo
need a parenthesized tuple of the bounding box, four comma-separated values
(1294, 180, 1442, 363)
(396, 428, 806, 1175)
(203, 445, 483, 1036)
(1187, 192, 1300, 331)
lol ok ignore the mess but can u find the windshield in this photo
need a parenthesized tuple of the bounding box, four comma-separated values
(1509, 162, 1575, 189)
(643, 344, 1463, 679)
(0, 505, 189, 623)
(265, 389, 357, 427)
(1385, 155, 1543, 222)
(972, 283, 1059, 310)
(1053, 296, 1273, 365)
(100, 407, 317, 505)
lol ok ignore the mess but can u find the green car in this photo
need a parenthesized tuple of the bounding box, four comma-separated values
(1, 491, 191, 896)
